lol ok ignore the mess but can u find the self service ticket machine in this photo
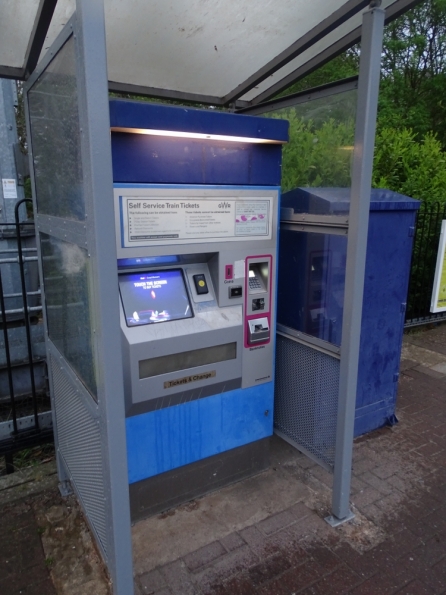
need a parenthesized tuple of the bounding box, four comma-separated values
(109, 100, 288, 519)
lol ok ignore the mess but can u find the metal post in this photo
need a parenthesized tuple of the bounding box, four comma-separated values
(326, 4, 385, 526)
(0, 80, 30, 318)
(0, 270, 17, 435)
(0, 79, 25, 222)
(74, 0, 134, 592)
(15, 199, 39, 430)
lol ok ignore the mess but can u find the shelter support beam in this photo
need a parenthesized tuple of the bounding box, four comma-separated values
(327, 5, 385, 526)
(240, 30, 360, 107)
(108, 81, 224, 107)
(235, 77, 358, 116)
(75, 0, 134, 592)
(23, 0, 59, 78)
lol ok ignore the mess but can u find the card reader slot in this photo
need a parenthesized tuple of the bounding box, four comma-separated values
(139, 342, 237, 379)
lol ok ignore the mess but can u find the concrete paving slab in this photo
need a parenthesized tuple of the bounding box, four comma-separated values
(3, 324, 446, 595)
(0, 460, 58, 506)
(407, 335, 446, 356)
(132, 462, 310, 575)
(431, 361, 446, 375)
(401, 341, 446, 369)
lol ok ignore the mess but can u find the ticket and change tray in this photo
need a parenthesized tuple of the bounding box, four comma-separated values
(110, 100, 288, 519)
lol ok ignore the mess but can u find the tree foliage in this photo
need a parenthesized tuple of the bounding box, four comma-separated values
(275, 0, 446, 204)
(277, 117, 446, 202)
(274, 112, 355, 192)
(373, 128, 446, 201)
(276, 52, 359, 98)
(379, 0, 446, 146)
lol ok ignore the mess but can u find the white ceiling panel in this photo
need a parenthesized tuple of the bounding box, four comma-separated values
(0, 0, 40, 69)
(104, 0, 348, 98)
(0, 0, 420, 103)
(40, 0, 75, 58)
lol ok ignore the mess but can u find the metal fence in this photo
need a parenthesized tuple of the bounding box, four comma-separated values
(0, 199, 52, 474)
(405, 201, 446, 327)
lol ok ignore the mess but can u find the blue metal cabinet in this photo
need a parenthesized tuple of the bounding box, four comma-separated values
(278, 187, 420, 436)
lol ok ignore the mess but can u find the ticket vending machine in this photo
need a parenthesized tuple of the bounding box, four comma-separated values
(109, 100, 288, 519)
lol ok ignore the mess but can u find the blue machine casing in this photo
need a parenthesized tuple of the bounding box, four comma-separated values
(110, 100, 286, 187)
(120, 184, 279, 483)
(110, 100, 288, 497)
(126, 383, 274, 483)
(279, 187, 420, 436)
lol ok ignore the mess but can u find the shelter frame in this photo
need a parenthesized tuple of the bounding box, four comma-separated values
(16, 0, 389, 591)
(240, 6, 385, 524)
(24, 2, 134, 593)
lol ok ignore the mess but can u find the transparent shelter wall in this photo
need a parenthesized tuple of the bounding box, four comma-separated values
(28, 35, 97, 396)
(278, 230, 347, 347)
(275, 230, 346, 470)
(28, 37, 86, 221)
(270, 86, 356, 472)
(269, 89, 357, 209)
(40, 234, 97, 396)
(27, 36, 108, 558)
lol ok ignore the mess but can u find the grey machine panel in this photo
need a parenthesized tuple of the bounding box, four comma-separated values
(114, 186, 279, 414)
(120, 263, 243, 416)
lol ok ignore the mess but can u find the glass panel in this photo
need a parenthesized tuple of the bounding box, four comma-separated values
(40, 233, 97, 397)
(270, 89, 357, 214)
(277, 229, 347, 347)
(28, 36, 85, 220)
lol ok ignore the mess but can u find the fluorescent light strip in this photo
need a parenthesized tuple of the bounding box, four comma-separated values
(110, 126, 286, 144)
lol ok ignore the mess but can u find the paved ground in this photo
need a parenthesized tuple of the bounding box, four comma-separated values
(1, 324, 445, 595)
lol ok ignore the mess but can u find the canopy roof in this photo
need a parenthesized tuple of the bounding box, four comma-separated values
(0, 0, 420, 107)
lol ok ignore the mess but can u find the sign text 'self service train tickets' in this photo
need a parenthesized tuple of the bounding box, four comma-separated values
(120, 196, 272, 247)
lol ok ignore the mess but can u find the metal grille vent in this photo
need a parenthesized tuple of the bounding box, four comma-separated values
(274, 334, 339, 470)
(50, 355, 108, 557)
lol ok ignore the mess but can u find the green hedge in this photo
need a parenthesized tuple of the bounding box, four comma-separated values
(373, 128, 446, 203)
(275, 109, 446, 205)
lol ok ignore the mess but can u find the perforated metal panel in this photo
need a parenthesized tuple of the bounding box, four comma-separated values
(50, 354, 108, 557)
(274, 334, 339, 470)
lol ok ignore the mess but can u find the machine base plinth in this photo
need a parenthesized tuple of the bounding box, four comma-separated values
(129, 438, 270, 522)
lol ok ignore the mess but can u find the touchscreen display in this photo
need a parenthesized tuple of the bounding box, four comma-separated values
(119, 269, 193, 327)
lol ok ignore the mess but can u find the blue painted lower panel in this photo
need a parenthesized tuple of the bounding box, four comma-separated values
(126, 383, 274, 484)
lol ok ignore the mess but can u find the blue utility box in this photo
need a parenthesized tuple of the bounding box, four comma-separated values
(278, 187, 420, 437)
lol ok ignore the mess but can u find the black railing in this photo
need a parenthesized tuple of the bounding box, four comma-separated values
(0, 199, 53, 474)
(405, 201, 446, 327)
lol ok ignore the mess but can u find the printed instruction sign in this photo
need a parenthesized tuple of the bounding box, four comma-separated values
(431, 220, 446, 312)
(120, 196, 271, 247)
(2, 178, 17, 199)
